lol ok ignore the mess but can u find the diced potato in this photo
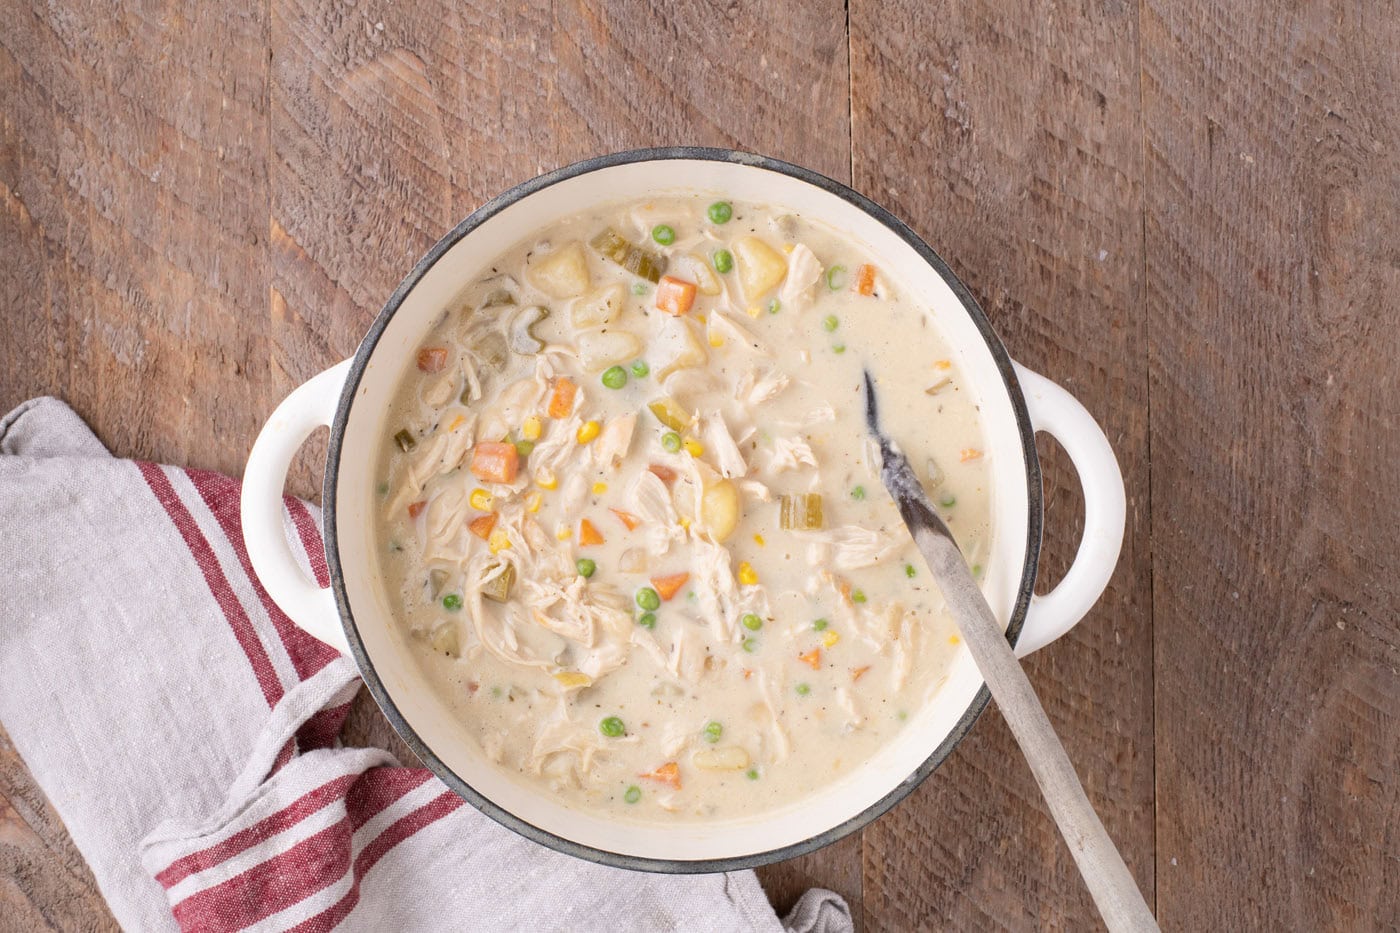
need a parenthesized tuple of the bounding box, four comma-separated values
(700, 479, 741, 542)
(652, 316, 707, 380)
(428, 622, 460, 657)
(481, 563, 516, 603)
(647, 396, 693, 432)
(571, 283, 626, 328)
(675, 252, 722, 296)
(577, 328, 643, 372)
(529, 241, 591, 298)
(693, 746, 750, 771)
(734, 236, 787, 299)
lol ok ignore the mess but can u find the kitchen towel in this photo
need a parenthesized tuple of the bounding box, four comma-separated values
(0, 396, 852, 933)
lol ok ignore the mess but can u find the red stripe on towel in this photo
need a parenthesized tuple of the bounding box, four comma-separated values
(137, 462, 283, 708)
(169, 769, 446, 932)
(185, 469, 340, 681)
(286, 791, 465, 933)
(285, 496, 330, 588)
(296, 702, 352, 753)
(155, 773, 362, 889)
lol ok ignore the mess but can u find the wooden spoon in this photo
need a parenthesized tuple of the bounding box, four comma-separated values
(864, 371, 1159, 933)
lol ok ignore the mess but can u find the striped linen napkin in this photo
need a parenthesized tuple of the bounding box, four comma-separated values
(0, 397, 851, 933)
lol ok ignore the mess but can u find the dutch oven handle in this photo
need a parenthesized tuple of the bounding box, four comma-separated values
(1012, 364, 1127, 657)
(240, 360, 352, 655)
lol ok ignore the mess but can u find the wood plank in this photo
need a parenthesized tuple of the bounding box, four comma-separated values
(266, 0, 856, 916)
(0, 2, 271, 928)
(1141, 1, 1400, 928)
(849, 1, 1154, 928)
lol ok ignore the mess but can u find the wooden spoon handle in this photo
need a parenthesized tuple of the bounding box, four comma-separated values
(909, 519, 1159, 933)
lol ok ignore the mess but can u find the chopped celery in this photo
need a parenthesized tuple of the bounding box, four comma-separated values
(393, 429, 416, 452)
(589, 228, 668, 283)
(779, 493, 824, 530)
(481, 563, 516, 603)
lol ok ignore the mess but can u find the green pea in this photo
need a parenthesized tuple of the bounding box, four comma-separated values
(514, 439, 534, 457)
(896, 710, 908, 721)
(637, 612, 657, 629)
(703, 721, 723, 743)
(972, 563, 983, 578)
(712, 249, 734, 274)
(624, 785, 642, 804)
(661, 431, 682, 453)
(741, 613, 763, 631)
(601, 366, 628, 390)
(826, 266, 847, 290)
(636, 587, 661, 611)
(767, 298, 781, 315)
(576, 558, 596, 578)
(745, 768, 760, 781)
(631, 282, 648, 295)
(851, 485, 865, 500)
(852, 589, 867, 604)
(939, 493, 957, 508)
(652, 224, 676, 245)
(823, 315, 840, 332)
(631, 360, 650, 378)
(599, 716, 625, 737)
(376, 481, 389, 495)
(442, 593, 462, 611)
(795, 683, 811, 696)
(905, 563, 917, 578)
(742, 637, 758, 653)
(833, 344, 846, 354)
(813, 618, 829, 631)
(707, 201, 733, 224)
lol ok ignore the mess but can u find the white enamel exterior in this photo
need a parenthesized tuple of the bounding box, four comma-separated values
(241, 156, 1126, 865)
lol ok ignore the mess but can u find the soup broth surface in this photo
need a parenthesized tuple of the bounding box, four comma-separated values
(376, 196, 991, 820)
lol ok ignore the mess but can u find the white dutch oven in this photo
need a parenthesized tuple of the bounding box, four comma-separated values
(241, 148, 1125, 872)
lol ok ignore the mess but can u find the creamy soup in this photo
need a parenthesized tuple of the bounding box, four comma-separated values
(375, 196, 990, 821)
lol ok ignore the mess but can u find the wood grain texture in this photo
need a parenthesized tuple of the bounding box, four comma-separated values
(849, 0, 1154, 928)
(1142, 0, 1400, 928)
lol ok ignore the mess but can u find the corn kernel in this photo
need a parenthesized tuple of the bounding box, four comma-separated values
(577, 420, 601, 444)
(535, 467, 558, 490)
(555, 525, 573, 541)
(753, 533, 765, 546)
(822, 630, 841, 648)
(469, 488, 494, 511)
(553, 671, 592, 688)
(709, 331, 726, 348)
(745, 305, 761, 319)
(948, 634, 961, 646)
(592, 481, 608, 495)
(934, 359, 953, 371)
(525, 491, 543, 513)
(782, 243, 795, 254)
(678, 516, 691, 530)
(488, 530, 512, 553)
(682, 436, 704, 457)
(737, 561, 758, 586)
(522, 416, 542, 441)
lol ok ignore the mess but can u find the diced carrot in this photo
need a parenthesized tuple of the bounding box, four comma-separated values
(610, 508, 641, 531)
(854, 263, 877, 296)
(742, 669, 753, 680)
(798, 648, 823, 669)
(417, 347, 448, 373)
(468, 513, 497, 539)
(469, 442, 520, 484)
(640, 761, 682, 790)
(851, 665, 871, 682)
(650, 572, 690, 601)
(407, 500, 427, 519)
(547, 377, 577, 419)
(837, 579, 853, 605)
(959, 448, 983, 462)
(654, 276, 697, 316)
(648, 463, 677, 483)
(578, 518, 605, 546)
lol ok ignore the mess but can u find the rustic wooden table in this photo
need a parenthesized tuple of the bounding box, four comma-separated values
(2, 1, 1396, 929)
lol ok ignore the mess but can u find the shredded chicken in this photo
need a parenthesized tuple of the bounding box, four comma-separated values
(700, 410, 748, 478)
(818, 525, 905, 570)
(766, 435, 817, 474)
(778, 244, 823, 312)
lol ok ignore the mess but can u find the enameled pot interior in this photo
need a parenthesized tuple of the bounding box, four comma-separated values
(327, 151, 1038, 869)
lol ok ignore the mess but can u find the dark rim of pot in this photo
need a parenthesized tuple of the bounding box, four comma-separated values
(323, 146, 1043, 874)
